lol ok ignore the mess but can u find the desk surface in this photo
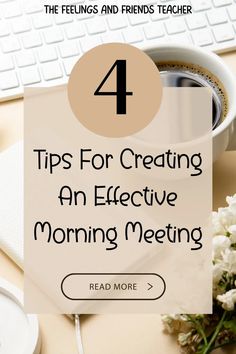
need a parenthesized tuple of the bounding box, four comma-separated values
(0, 51, 236, 354)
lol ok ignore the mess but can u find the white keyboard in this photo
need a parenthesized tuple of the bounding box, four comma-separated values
(0, 0, 236, 101)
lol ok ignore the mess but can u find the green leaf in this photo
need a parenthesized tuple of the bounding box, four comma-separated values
(224, 320, 236, 333)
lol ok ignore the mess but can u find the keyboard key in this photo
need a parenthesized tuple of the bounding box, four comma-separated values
(227, 5, 236, 20)
(23, 0, 43, 14)
(151, 12, 169, 21)
(143, 23, 165, 39)
(59, 42, 80, 58)
(77, 13, 94, 21)
(0, 21, 10, 37)
(102, 31, 124, 43)
(0, 55, 14, 72)
(191, 28, 214, 45)
(65, 23, 85, 39)
(186, 14, 207, 29)
(165, 18, 186, 34)
(16, 51, 36, 67)
(1, 37, 21, 52)
(207, 8, 228, 25)
(23, 32, 42, 48)
(37, 47, 58, 63)
(122, 27, 144, 43)
(41, 62, 63, 81)
(44, 28, 64, 44)
(63, 57, 80, 76)
(128, 14, 149, 26)
(213, 23, 235, 41)
(3, 3, 22, 18)
(0, 71, 19, 90)
(32, 14, 53, 29)
(107, 15, 128, 30)
(168, 32, 193, 44)
(80, 36, 102, 52)
(54, 14, 73, 25)
(191, 0, 212, 12)
(12, 18, 31, 34)
(171, 0, 192, 16)
(86, 18, 107, 34)
(20, 67, 41, 85)
(213, 0, 232, 6)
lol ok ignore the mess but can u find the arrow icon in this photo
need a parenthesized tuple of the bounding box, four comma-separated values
(147, 283, 153, 291)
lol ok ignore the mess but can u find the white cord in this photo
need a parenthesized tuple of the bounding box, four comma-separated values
(74, 315, 84, 354)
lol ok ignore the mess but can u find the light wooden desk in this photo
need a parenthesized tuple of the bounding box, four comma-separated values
(0, 51, 236, 354)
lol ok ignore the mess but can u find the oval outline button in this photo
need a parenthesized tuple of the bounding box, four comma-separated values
(61, 273, 166, 301)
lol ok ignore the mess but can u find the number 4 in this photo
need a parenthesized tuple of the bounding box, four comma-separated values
(94, 60, 133, 115)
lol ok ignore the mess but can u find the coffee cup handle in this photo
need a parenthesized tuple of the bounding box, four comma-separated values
(226, 118, 236, 151)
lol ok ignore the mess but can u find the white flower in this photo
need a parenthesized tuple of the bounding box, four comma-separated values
(226, 194, 236, 207)
(178, 332, 191, 346)
(212, 235, 231, 260)
(212, 263, 225, 297)
(217, 207, 236, 230)
(213, 263, 224, 284)
(212, 211, 226, 235)
(228, 224, 236, 244)
(225, 195, 236, 220)
(162, 315, 190, 334)
(162, 315, 178, 333)
(222, 249, 236, 274)
(217, 289, 236, 311)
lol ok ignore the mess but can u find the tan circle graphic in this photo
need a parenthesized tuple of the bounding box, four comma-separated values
(68, 43, 162, 137)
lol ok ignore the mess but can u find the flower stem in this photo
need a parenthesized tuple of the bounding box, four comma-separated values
(202, 311, 227, 354)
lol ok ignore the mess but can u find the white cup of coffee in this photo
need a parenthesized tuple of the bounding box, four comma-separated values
(145, 44, 236, 161)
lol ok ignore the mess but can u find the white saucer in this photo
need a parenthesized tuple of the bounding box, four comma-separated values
(0, 278, 41, 354)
